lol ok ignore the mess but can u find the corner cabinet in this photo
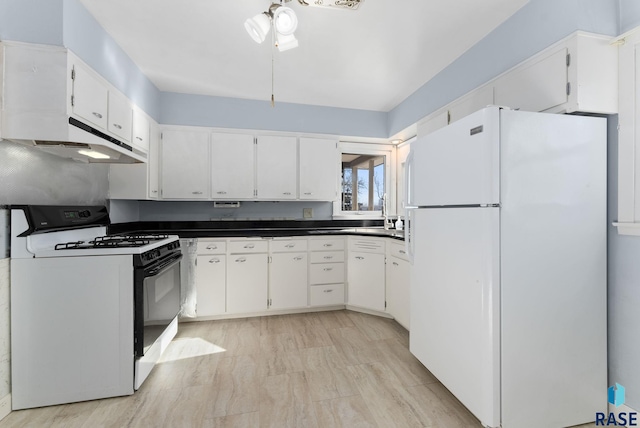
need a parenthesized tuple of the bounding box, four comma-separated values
(347, 237, 386, 312)
(160, 129, 210, 199)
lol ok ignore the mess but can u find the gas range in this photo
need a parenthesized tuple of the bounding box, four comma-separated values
(9, 205, 182, 410)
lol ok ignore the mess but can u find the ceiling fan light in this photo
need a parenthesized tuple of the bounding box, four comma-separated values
(244, 13, 271, 43)
(273, 6, 298, 36)
(276, 33, 299, 52)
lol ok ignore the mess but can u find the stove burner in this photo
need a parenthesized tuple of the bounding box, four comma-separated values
(54, 234, 171, 250)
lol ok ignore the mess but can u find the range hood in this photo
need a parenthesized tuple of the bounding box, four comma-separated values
(5, 117, 147, 164)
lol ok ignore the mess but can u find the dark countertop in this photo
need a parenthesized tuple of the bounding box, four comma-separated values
(108, 219, 405, 241)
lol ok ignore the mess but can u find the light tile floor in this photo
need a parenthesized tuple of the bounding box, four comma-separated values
(0, 310, 599, 427)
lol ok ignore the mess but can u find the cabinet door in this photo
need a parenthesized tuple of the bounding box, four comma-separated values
(227, 254, 268, 314)
(211, 133, 255, 199)
(385, 257, 410, 329)
(256, 136, 297, 200)
(396, 142, 411, 217)
(107, 90, 132, 142)
(347, 251, 385, 311)
(448, 85, 494, 124)
(71, 62, 108, 130)
(299, 137, 338, 201)
(132, 108, 150, 152)
(161, 129, 209, 199)
(196, 255, 226, 317)
(269, 253, 308, 310)
(494, 48, 568, 113)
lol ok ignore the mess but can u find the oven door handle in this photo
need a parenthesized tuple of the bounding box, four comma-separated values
(146, 253, 183, 277)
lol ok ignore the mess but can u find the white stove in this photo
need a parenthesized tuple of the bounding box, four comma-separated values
(10, 205, 182, 410)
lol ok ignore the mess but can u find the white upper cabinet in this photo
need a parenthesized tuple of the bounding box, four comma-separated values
(161, 129, 210, 199)
(494, 47, 568, 113)
(211, 133, 255, 199)
(132, 108, 150, 152)
(107, 90, 132, 143)
(256, 135, 297, 200)
(70, 61, 108, 130)
(299, 137, 338, 201)
(417, 32, 617, 138)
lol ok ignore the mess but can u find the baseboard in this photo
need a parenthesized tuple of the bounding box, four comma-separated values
(0, 394, 11, 421)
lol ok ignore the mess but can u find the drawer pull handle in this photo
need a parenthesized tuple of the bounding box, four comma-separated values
(355, 256, 365, 260)
(235, 257, 246, 263)
(209, 258, 220, 264)
(285, 243, 295, 248)
(192, 191, 203, 195)
(323, 256, 333, 260)
(323, 267, 333, 271)
(244, 244, 255, 249)
(304, 192, 313, 195)
(283, 192, 292, 195)
(323, 244, 333, 247)
(113, 123, 122, 130)
(206, 245, 218, 250)
(151, 190, 158, 193)
(392, 261, 399, 266)
(399, 250, 406, 254)
(136, 136, 143, 141)
(216, 191, 227, 194)
(294, 256, 303, 261)
(323, 289, 334, 293)
(92, 112, 103, 119)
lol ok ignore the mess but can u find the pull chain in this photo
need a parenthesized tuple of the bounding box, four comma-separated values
(271, 28, 275, 107)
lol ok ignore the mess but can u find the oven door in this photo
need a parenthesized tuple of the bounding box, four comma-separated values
(134, 252, 182, 358)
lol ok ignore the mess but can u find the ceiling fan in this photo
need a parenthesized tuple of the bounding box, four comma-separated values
(244, 0, 364, 52)
(244, 0, 364, 105)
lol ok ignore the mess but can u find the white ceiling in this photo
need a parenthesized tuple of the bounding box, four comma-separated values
(79, 0, 529, 112)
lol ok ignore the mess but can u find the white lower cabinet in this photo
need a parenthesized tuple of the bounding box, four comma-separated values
(269, 252, 308, 310)
(347, 252, 386, 311)
(196, 254, 226, 317)
(309, 237, 346, 307)
(385, 242, 410, 329)
(347, 237, 386, 312)
(191, 235, 408, 320)
(227, 252, 268, 314)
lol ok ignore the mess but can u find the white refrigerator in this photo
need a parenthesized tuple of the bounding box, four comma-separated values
(405, 107, 607, 428)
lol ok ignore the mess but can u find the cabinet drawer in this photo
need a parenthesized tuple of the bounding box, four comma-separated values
(309, 263, 345, 285)
(270, 239, 308, 253)
(197, 240, 226, 254)
(349, 237, 385, 252)
(229, 240, 268, 254)
(309, 238, 345, 251)
(309, 251, 345, 264)
(388, 243, 409, 261)
(310, 284, 345, 306)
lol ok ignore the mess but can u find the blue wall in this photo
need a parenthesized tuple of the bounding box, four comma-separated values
(0, 0, 64, 46)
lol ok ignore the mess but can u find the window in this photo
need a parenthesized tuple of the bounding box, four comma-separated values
(334, 142, 394, 217)
(341, 153, 385, 211)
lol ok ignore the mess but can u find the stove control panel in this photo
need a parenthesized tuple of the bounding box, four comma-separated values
(14, 205, 110, 236)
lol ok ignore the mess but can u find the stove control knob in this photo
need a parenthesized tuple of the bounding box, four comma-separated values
(79, 210, 91, 218)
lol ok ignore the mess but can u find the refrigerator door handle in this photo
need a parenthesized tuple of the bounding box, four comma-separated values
(406, 208, 415, 263)
(405, 150, 415, 208)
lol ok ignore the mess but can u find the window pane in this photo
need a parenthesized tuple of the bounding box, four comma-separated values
(341, 153, 385, 212)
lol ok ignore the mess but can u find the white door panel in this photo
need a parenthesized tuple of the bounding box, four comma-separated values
(409, 207, 500, 428)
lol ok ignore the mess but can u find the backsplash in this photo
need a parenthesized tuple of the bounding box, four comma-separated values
(109, 200, 334, 223)
(0, 140, 109, 207)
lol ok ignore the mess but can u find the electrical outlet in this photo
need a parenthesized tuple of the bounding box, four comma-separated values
(303, 208, 313, 219)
